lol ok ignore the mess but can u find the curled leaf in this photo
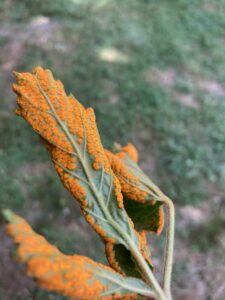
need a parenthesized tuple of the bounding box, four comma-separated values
(105, 146, 164, 234)
(104, 145, 164, 276)
(3, 209, 155, 300)
(123, 200, 164, 233)
(105, 230, 152, 277)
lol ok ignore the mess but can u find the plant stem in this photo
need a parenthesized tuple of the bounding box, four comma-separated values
(127, 240, 168, 300)
(162, 196, 175, 300)
(142, 177, 175, 299)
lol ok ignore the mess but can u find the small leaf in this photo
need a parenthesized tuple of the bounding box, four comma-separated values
(12, 67, 152, 282)
(105, 146, 165, 276)
(105, 147, 164, 234)
(3, 210, 156, 300)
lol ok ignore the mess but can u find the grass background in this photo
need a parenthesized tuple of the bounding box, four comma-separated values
(0, 0, 225, 299)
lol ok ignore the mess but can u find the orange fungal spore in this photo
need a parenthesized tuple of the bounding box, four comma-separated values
(105, 242, 125, 276)
(13, 67, 126, 242)
(105, 150, 148, 203)
(138, 231, 152, 266)
(116, 143, 139, 163)
(6, 213, 135, 300)
(156, 207, 165, 235)
(85, 108, 111, 172)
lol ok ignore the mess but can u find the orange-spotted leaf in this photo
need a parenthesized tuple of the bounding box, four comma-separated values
(12, 67, 152, 281)
(2, 209, 155, 300)
(104, 146, 164, 277)
(105, 148, 164, 234)
(105, 230, 152, 278)
(113, 143, 139, 163)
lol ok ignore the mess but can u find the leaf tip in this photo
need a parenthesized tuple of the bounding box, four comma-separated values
(12, 70, 20, 78)
(1, 209, 15, 223)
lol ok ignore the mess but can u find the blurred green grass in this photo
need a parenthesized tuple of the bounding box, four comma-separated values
(0, 0, 225, 299)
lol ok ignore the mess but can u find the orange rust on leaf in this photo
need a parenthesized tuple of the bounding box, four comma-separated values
(113, 175, 124, 208)
(116, 143, 139, 163)
(85, 108, 111, 172)
(13, 67, 89, 206)
(105, 150, 148, 203)
(6, 213, 136, 300)
(105, 229, 153, 276)
(105, 147, 164, 269)
(105, 242, 125, 276)
(106, 149, 165, 234)
(156, 207, 165, 235)
(13, 67, 126, 241)
(13, 67, 112, 179)
(138, 231, 152, 266)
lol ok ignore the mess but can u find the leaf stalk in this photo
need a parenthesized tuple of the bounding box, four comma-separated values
(161, 196, 175, 300)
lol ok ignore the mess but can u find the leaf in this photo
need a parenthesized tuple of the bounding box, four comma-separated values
(2, 209, 155, 300)
(105, 146, 164, 234)
(105, 231, 152, 277)
(12, 67, 152, 281)
(123, 199, 164, 232)
(104, 145, 164, 276)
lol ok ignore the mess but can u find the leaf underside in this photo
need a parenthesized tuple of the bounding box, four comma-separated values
(12, 67, 153, 281)
(108, 150, 165, 234)
(111, 244, 152, 276)
(3, 209, 154, 300)
(105, 148, 165, 276)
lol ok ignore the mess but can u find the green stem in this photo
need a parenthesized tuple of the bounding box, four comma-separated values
(127, 241, 167, 300)
(142, 178, 174, 299)
(161, 196, 175, 300)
